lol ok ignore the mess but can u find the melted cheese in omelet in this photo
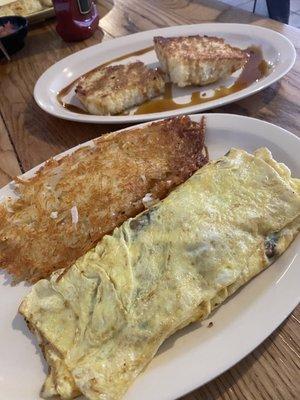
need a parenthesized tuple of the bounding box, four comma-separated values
(19, 148, 300, 400)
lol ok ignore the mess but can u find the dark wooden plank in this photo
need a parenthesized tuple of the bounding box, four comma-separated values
(0, 115, 21, 187)
(0, 16, 117, 172)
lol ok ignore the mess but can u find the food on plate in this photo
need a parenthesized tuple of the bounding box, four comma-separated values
(0, 21, 18, 37)
(154, 35, 249, 87)
(19, 148, 300, 400)
(0, 116, 208, 283)
(75, 61, 165, 115)
(0, 0, 52, 17)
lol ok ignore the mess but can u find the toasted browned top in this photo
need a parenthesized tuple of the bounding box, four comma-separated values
(0, 0, 50, 17)
(76, 61, 165, 98)
(0, 116, 208, 284)
(154, 35, 248, 61)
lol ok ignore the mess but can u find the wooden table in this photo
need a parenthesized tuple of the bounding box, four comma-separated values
(0, 1, 299, 399)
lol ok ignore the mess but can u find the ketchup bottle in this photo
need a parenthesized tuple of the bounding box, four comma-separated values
(53, 0, 100, 42)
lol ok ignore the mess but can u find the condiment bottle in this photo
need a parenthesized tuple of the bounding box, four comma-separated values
(53, 0, 100, 42)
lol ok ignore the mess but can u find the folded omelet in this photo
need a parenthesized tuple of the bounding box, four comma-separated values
(19, 148, 300, 400)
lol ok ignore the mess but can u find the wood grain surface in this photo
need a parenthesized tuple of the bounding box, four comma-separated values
(0, 115, 21, 187)
(0, 1, 299, 399)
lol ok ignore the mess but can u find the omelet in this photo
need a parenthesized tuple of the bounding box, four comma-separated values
(19, 148, 300, 400)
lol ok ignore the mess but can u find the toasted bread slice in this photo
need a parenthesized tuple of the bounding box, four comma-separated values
(154, 35, 249, 87)
(0, 116, 208, 283)
(0, 0, 46, 17)
(75, 61, 165, 115)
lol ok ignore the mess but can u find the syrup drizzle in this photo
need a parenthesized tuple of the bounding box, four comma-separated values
(57, 46, 270, 115)
(134, 46, 269, 114)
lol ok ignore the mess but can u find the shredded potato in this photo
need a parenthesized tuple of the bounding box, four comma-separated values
(0, 116, 208, 283)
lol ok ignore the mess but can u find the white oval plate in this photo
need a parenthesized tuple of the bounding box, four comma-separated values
(0, 114, 299, 400)
(34, 23, 296, 124)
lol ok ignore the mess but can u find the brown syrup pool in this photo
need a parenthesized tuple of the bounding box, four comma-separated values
(57, 46, 270, 116)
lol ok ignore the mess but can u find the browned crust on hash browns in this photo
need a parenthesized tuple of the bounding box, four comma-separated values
(0, 116, 208, 283)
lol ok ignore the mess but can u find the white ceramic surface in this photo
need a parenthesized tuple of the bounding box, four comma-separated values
(0, 114, 299, 400)
(34, 23, 296, 124)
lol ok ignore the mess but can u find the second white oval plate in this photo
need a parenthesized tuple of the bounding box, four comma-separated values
(34, 23, 296, 124)
(0, 114, 299, 399)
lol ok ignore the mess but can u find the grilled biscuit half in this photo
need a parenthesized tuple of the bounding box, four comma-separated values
(75, 61, 165, 115)
(154, 35, 249, 87)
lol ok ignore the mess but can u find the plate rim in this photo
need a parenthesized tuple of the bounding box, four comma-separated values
(33, 23, 296, 124)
